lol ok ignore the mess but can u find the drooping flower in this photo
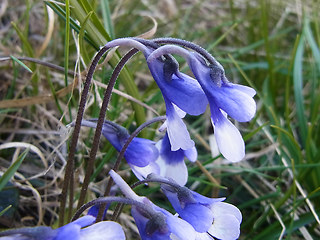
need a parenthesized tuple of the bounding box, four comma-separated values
(160, 182, 222, 233)
(109, 170, 196, 240)
(206, 202, 242, 240)
(147, 45, 256, 162)
(103, 38, 208, 151)
(158, 178, 241, 239)
(155, 132, 197, 186)
(0, 215, 125, 240)
(194, 202, 242, 240)
(55, 216, 125, 240)
(79, 119, 159, 180)
(131, 202, 196, 240)
(186, 53, 256, 162)
(146, 56, 208, 151)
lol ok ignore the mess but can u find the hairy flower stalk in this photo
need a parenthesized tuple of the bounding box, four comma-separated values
(76, 48, 140, 212)
(61, 43, 140, 223)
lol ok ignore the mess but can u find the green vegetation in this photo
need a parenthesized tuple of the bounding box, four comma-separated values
(0, 0, 319, 238)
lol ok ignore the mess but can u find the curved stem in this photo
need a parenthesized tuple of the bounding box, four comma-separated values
(59, 45, 111, 226)
(76, 48, 139, 211)
(152, 37, 218, 65)
(119, 37, 217, 66)
(61, 37, 216, 225)
(61, 39, 148, 224)
(134, 37, 217, 66)
(115, 115, 166, 171)
(72, 196, 153, 221)
(69, 38, 150, 222)
(131, 175, 181, 191)
(132, 38, 173, 61)
(112, 175, 181, 222)
(132, 38, 160, 50)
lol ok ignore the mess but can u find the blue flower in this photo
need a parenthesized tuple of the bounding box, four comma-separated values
(146, 57, 208, 151)
(160, 182, 242, 239)
(155, 132, 197, 185)
(131, 201, 196, 240)
(161, 183, 223, 233)
(79, 119, 159, 180)
(0, 216, 125, 240)
(147, 45, 256, 162)
(55, 216, 125, 240)
(185, 53, 256, 162)
(87, 203, 109, 220)
(103, 38, 208, 151)
(201, 202, 242, 240)
(109, 170, 196, 240)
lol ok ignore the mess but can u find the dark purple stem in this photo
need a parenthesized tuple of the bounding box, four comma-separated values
(153, 38, 218, 65)
(58, 45, 111, 226)
(72, 196, 154, 221)
(133, 37, 218, 65)
(76, 48, 139, 211)
(112, 174, 180, 221)
(131, 175, 181, 191)
(115, 115, 166, 171)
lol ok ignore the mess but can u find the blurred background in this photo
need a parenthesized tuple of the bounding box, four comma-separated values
(0, 0, 319, 239)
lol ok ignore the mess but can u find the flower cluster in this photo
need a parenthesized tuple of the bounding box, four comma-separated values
(94, 37, 255, 160)
(73, 37, 254, 239)
(109, 170, 242, 240)
(1, 37, 255, 240)
(78, 37, 255, 185)
(146, 43, 256, 162)
(0, 171, 242, 240)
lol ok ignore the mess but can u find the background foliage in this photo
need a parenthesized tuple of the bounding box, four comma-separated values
(0, 0, 319, 239)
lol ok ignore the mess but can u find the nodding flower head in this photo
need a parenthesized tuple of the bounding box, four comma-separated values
(147, 55, 208, 117)
(109, 170, 196, 240)
(159, 179, 242, 239)
(103, 38, 207, 151)
(79, 119, 159, 180)
(147, 44, 256, 162)
(131, 201, 196, 240)
(147, 55, 208, 152)
(93, 38, 256, 160)
(186, 52, 256, 162)
(160, 180, 223, 233)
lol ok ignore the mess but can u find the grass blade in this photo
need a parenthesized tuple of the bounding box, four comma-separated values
(0, 205, 12, 217)
(0, 148, 29, 192)
(101, 0, 115, 39)
(10, 56, 32, 73)
(293, 32, 308, 147)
